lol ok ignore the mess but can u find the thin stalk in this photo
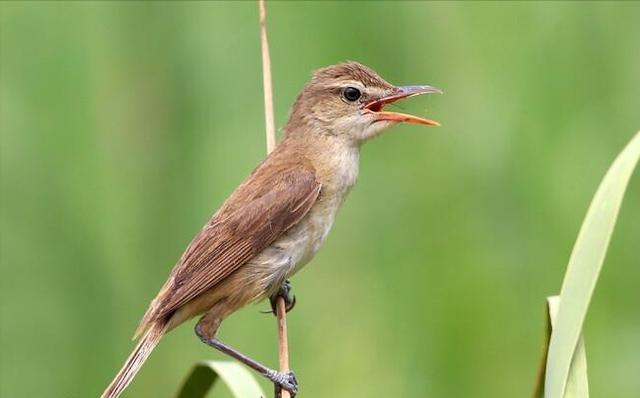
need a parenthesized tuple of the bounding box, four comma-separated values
(259, 0, 276, 154)
(258, 1, 290, 398)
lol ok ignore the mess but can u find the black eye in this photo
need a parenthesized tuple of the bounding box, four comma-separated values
(342, 86, 361, 102)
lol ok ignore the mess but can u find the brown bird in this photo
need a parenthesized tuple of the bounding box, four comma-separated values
(100, 61, 441, 398)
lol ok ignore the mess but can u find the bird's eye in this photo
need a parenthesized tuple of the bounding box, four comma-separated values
(342, 87, 361, 102)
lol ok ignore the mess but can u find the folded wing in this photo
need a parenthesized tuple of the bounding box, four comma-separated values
(135, 153, 321, 337)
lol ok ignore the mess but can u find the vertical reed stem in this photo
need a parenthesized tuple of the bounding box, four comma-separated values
(259, 0, 276, 154)
(259, 1, 290, 397)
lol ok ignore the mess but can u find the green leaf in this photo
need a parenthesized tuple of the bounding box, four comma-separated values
(175, 360, 266, 398)
(534, 296, 589, 398)
(544, 131, 640, 398)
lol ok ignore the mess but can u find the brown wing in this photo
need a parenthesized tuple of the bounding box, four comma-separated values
(136, 150, 321, 334)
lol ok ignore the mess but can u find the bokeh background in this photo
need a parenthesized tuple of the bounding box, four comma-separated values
(1, 1, 639, 397)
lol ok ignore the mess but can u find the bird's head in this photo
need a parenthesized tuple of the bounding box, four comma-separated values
(285, 62, 441, 143)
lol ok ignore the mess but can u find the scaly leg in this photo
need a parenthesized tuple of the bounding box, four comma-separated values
(269, 279, 297, 397)
(195, 308, 298, 397)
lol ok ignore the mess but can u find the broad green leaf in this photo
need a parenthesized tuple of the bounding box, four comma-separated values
(534, 296, 588, 398)
(175, 360, 266, 398)
(544, 131, 640, 398)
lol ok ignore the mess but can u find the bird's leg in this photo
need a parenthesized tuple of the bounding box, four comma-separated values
(269, 279, 296, 315)
(269, 279, 296, 398)
(195, 313, 298, 397)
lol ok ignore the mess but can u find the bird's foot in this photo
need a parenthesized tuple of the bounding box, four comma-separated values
(268, 370, 298, 398)
(269, 279, 296, 315)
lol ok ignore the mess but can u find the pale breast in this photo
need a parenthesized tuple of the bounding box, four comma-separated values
(283, 144, 359, 269)
(244, 141, 359, 296)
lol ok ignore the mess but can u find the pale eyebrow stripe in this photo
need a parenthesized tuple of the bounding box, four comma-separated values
(325, 80, 364, 90)
(366, 87, 388, 97)
(322, 82, 389, 97)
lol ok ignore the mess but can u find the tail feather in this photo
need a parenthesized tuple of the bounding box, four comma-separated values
(100, 320, 168, 398)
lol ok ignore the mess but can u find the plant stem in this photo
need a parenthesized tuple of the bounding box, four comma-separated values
(259, 1, 290, 397)
(259, 0, 276, 154)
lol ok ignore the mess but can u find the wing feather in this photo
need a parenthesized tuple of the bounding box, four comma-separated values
(136, 151, 321, 334)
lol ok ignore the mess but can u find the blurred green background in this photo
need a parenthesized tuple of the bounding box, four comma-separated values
(1, 1, 639, 397)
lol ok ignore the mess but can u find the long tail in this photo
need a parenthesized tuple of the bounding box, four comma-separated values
(100, 319, 169, 398)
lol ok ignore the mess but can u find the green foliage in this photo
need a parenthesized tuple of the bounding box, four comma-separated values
(534, 296, 588, 398)
(539, 132, 640, 398)
(1, 2, 639, 398)
(175, 361, 265, 398)
(546, 296, 589, 398)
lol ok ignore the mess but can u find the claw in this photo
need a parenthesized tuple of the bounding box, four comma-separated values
(269, 280, 296, 315)
(269, 370, 298, 397)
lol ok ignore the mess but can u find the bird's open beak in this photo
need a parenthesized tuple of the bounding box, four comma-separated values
(364, 85, 442, 126)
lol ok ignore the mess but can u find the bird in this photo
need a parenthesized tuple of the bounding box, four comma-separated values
(100, 61, 441, 398)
